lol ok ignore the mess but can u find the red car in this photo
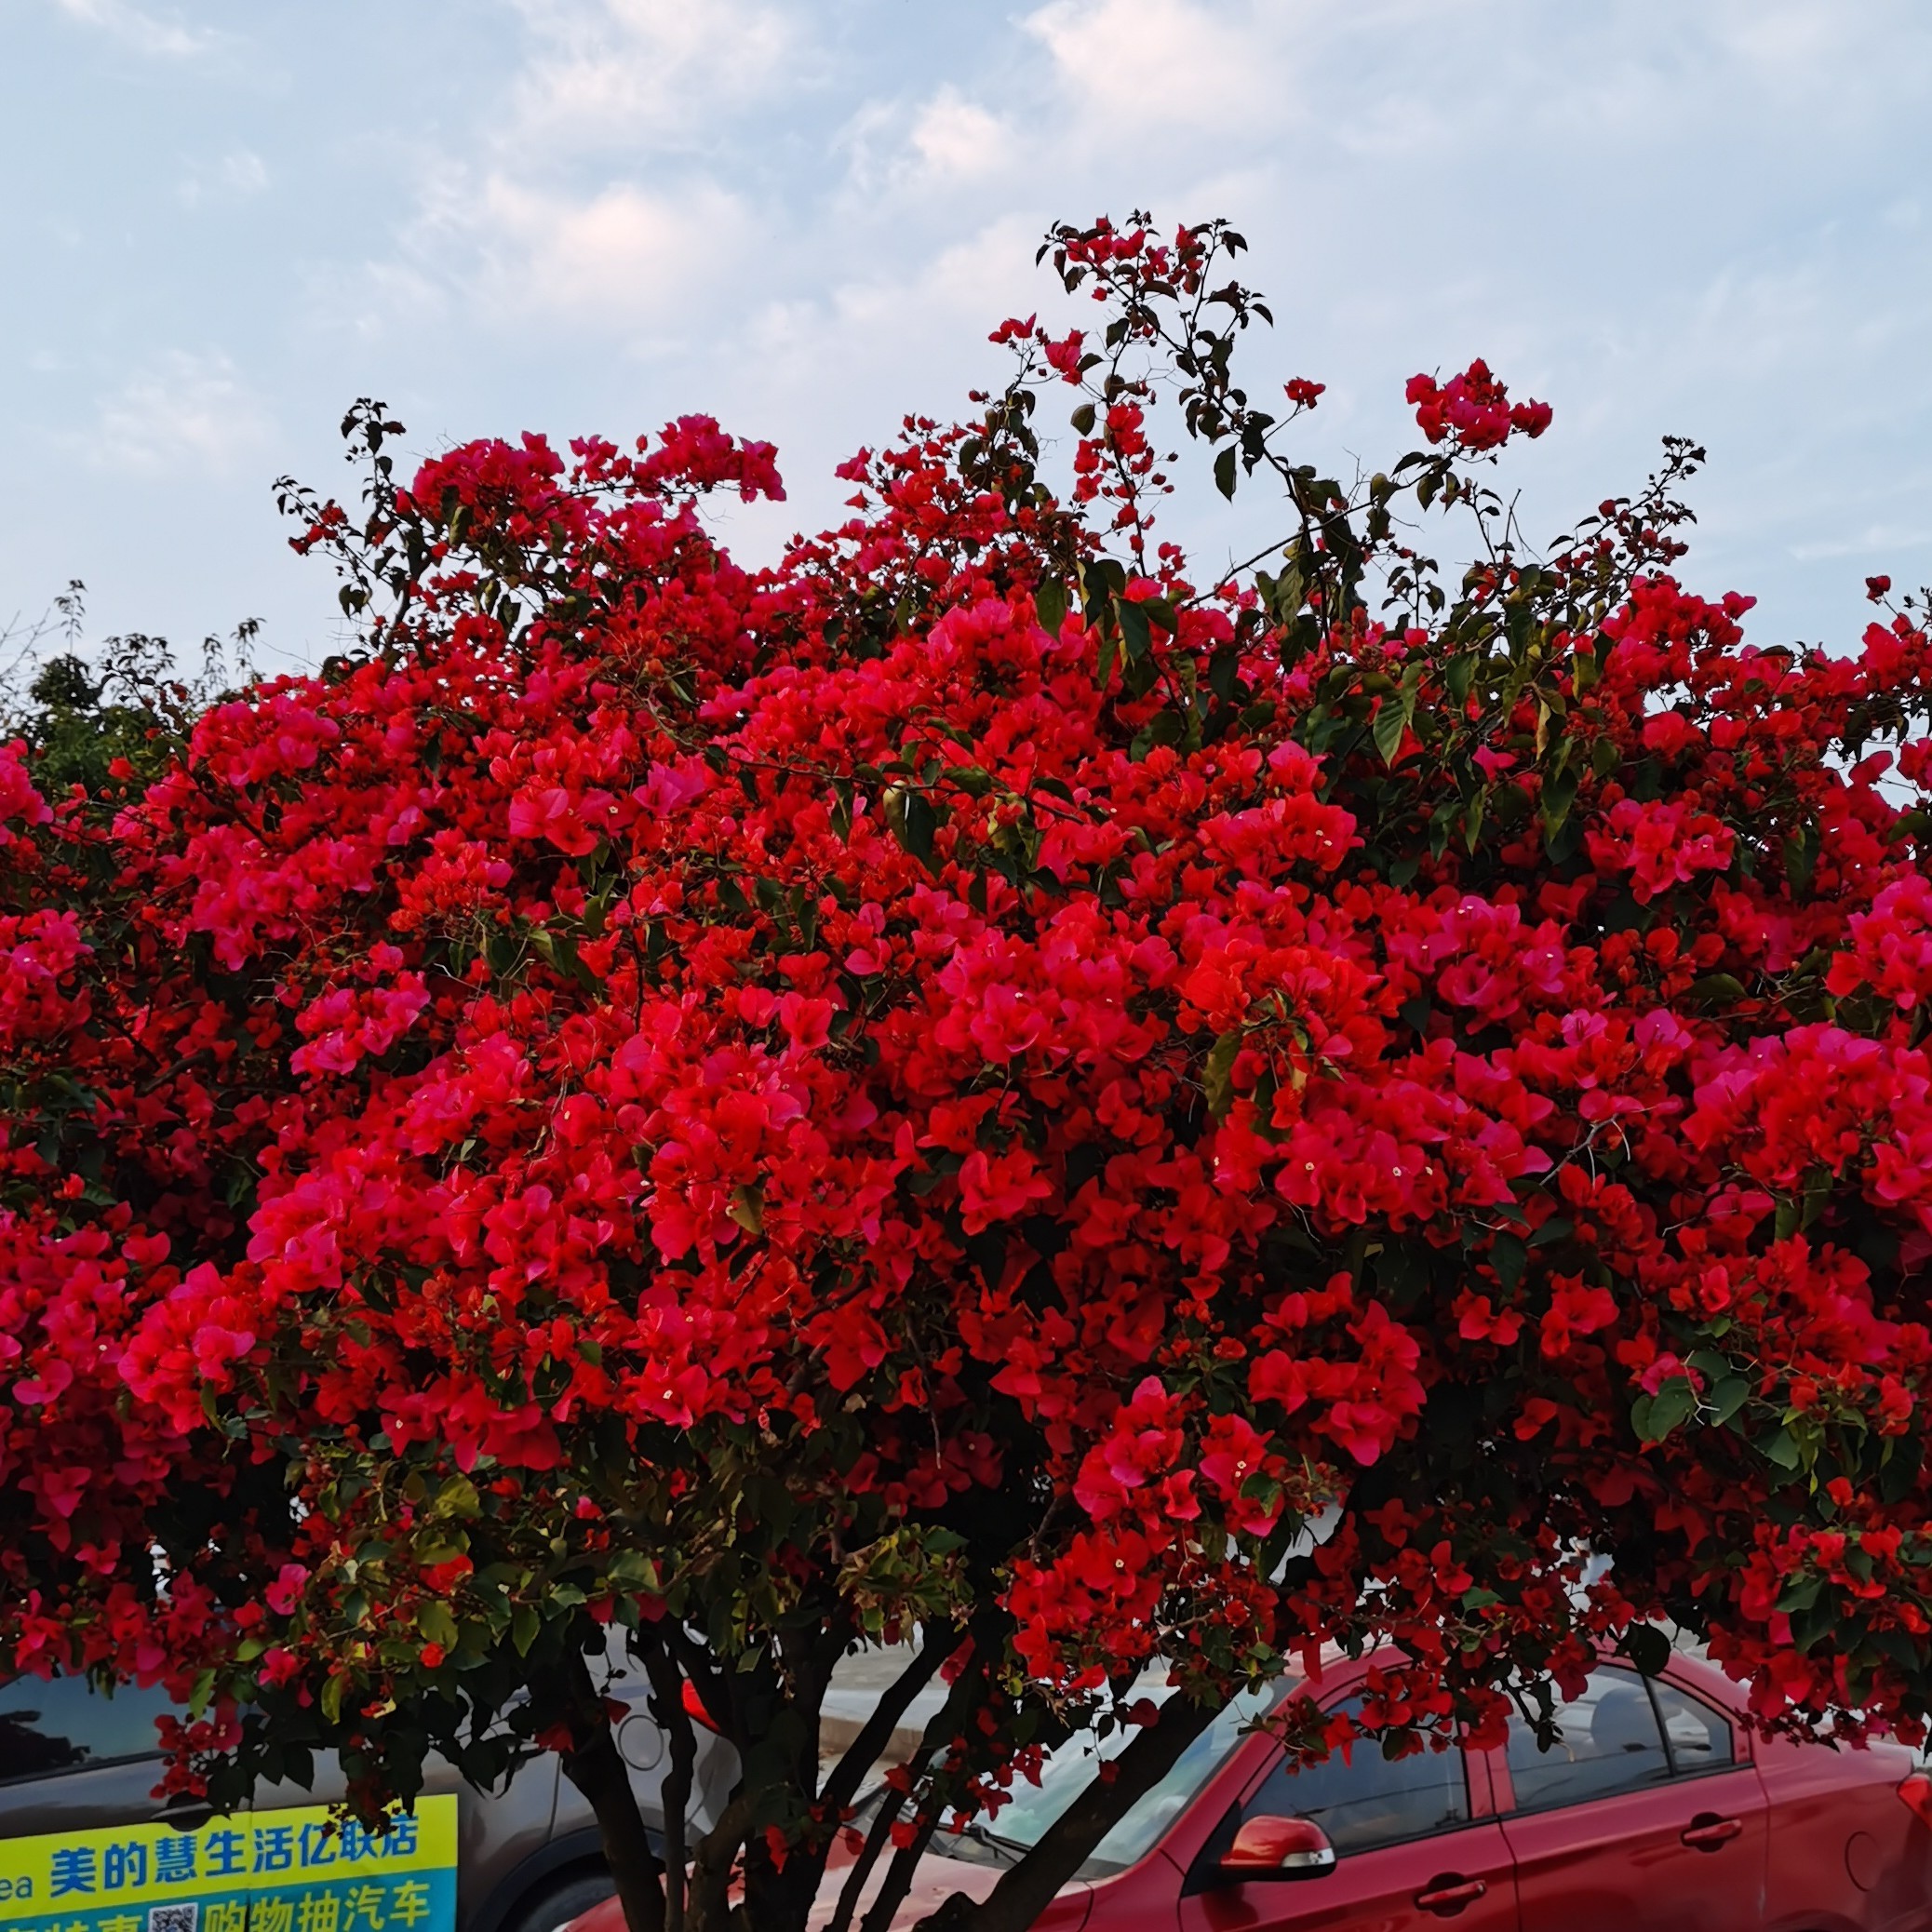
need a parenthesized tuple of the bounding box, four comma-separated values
(567, 1645, 1932, 1931)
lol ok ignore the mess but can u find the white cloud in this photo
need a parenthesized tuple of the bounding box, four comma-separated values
(907, 88, 1009, 182)
(87, 352, 275, 476)
(337, 0, 792, 342)
(53, 0, 216, 58)
(503, 0, 801, 152)
(409, 170, 751, 332)
(834, 86, 1013, 200)
(1022, 0, 1279, 127)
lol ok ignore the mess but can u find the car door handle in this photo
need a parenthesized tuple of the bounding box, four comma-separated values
(1415, 1876, 1488, 1913)
(1681, 1813, 1744, 1850)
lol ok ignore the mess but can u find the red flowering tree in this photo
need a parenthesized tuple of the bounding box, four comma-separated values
(10, 214, 1932, 1932)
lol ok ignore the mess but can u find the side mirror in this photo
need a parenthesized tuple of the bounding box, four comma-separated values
(1215, 1814, 1336, 1882)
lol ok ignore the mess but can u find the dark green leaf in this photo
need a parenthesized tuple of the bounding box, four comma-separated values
(1116, 597, 1153, 663)
(1372, 698, 1407, 765)
(1036, 578, 1068, 636)
(1617, 1625, 1671, 1677)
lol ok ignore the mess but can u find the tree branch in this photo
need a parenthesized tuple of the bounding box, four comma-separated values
(638, 1639, 695, 1932)
(917, 1691, 1223, 1932)
(820, 1629, 949, 1818)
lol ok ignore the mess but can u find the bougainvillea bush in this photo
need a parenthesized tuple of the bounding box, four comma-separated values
(9, 214, 1932, 1932)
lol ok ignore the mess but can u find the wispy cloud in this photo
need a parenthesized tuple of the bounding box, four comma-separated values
(1024, 0, 1265, 118)
(87, 352, 276, 476)
(503, 0, 803, 153)
(447, 172, 749, 329)
(54, 0, 219, 58)
(177, 148, 270, 208)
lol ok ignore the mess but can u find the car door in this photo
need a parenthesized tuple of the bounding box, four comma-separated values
(1177, 1692, 1518, 1931)
(1496, 1664, 1766, 1932)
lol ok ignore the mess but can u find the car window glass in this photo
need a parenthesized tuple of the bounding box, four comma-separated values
(1506, 1668, 1670, 1812)
(1649, 1680, 1734, 1776)
(928, 1682, 1279, 1879)
(0, 1674, 180, 1784)
(1243, 1695, 1469, 1855)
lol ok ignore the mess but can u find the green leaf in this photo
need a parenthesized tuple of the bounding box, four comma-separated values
(1463, 789, 1485, 852)
(1688, 973, 1748, 1007)
(1096, 625, 1118, 691)
(1783, 822, 1820, 899)
(1203, 1029, 1242, 1120)
(904, 791, 939, 869)
(1634, 1376, 1697, 1443)
(606, 1550, 662, 1590)
(416, 1602, 459, 1650)
(1705, 1376, 1751, 1426)
(728, 1185, 764, 1237)
(1372, 697, 1408, 765)
(1774, 1574, 1823, 1615)
(1490, 1232, 1528, 1289)
(1069, 401, 1096, 436)
(1541, 767, 1579, 837)
(432, 1476, 481, 1520)
(1116, 597, 1153, 664)
(944, 765, 994, 798)
(1791, 1591, 1840, 1654)
(1214, 446, 1238, 501)
(511, 1605, 541, 1657)
(1035, 578, 1068, 636)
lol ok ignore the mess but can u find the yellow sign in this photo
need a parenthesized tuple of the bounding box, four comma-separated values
(0, 1795, 457, 1932)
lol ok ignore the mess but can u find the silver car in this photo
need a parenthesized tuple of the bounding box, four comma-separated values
(0, 1669, 736, 1932)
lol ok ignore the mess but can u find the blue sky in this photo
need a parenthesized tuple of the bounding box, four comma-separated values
(6, 0, 1930, 677)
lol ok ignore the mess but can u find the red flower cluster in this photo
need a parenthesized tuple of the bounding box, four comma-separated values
(1407, 357, 1553, 450)
(7, 215, 1932, 1932)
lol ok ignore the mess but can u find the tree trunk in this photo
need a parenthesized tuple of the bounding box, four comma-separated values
(684, 1791, 754, 1932)
(559, 1711, 669, 1932)
(914, 1692, 1223, 1932)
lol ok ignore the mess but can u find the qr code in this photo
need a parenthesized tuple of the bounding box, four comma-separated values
(148, 1906, 199, 1932)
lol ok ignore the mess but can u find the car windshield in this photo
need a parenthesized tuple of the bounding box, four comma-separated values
(932, 1683, 1279, 1880)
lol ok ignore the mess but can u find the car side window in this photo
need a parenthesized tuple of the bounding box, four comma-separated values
(1649, 1679, 1734, 1776)
(1505, 1667, 1670, 1812)
(0, 1674, 180, 1785)
(1242, 1696, 1470, 1856)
